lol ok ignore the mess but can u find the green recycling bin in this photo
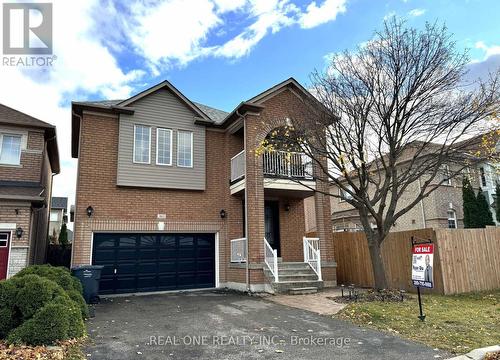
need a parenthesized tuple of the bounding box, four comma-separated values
(72, 265, 104, 304)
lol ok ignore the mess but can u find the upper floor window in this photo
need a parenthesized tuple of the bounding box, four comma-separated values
(447, 209, 457, 229)
(442, 165, 452, 186)
(133, 125, 151, 164)
(177, 130, 193, 168)
(0, 134, 22, 165)
(50, 210, 59, 222)
(339, 185, 353, 202)
(479, 167, 487, 187)
(156, 128, 172, 166)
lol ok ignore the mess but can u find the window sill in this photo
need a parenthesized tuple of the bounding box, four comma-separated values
(0, 163, 22, 168)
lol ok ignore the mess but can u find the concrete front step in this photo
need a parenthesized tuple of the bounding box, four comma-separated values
(271, 280, 324, 294)
(263, 261, 323, 294)
(289, 287, 318, 295)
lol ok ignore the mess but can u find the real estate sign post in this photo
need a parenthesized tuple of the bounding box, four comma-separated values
(411, 238, 434, 321)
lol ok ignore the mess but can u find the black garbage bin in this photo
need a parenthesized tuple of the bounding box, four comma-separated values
(72, 265, 104, 304)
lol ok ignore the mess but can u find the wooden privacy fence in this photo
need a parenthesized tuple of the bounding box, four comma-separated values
(329, 227, 500, 295)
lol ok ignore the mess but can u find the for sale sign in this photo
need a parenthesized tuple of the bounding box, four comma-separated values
(411, 243, 434, 288)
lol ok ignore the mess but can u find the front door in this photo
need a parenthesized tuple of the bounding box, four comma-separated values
(0, 232, 10, 280)
(264, 201, 280, 257)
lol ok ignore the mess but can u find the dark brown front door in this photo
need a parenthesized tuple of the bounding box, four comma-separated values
(264, 201, 280, 257)
(0, 232, 10, 280)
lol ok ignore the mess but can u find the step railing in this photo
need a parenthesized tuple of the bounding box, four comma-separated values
(303, 237, 322, 281)
(230, 237, 247, 263)
(264, 237, 278, 282)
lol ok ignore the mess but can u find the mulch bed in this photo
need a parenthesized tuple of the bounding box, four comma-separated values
(330, 288, 413, 303)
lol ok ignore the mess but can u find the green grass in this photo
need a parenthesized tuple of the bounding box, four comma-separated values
(336, 290, 500, 354)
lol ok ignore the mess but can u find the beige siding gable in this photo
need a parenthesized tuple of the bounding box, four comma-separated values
(117, 88, 206, 190)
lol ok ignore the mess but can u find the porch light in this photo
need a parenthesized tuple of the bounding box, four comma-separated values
(284, 203, 291, 212)
(86, 206, 94, 218)
(220, 209, 226, 219)
(15, 227, 23, 239)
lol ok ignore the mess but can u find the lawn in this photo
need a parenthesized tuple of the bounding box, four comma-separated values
(336, 290, 500, 354)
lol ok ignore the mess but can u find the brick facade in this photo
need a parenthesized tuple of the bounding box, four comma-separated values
(72, 86, 336, 292)
(0, 125, 54, 278)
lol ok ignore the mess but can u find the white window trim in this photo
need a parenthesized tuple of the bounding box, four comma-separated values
(0, 133, 23, 166)
(156, 128, 173, 166)
(447, 209, 457, 229)
(177, 130, 193, 168)
(133, 124, 151, 164)
(443, 165, 452, 186)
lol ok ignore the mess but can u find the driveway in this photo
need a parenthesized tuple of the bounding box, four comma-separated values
(85, 290, 449, 360)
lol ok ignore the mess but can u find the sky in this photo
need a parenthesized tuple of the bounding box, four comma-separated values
(0, 0, 499, 221)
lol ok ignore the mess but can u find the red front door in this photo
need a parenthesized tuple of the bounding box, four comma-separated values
(0, 232, 10, 280)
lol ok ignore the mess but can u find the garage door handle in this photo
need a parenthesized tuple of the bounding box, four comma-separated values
(114, 268, 117, 274)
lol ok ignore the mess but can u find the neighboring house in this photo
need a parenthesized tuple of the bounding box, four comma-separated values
(304, 137, 499, 233)
(49, 196, 68, 242)
(71, 78, 335, 295)
(0, 103, 60, 279)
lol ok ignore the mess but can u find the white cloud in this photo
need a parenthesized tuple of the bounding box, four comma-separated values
(213, 0, 298, 58)
(299, 0, 347, 29)
(474, 41, 500, 59)
(123, 0, 348, 63)
(383, 11, 397, 21)
(465, 41, 500, 82)
(127, 0, 221, 66)
(408, 8, 426, 17)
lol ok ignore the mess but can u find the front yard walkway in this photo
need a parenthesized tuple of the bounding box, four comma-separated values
(267, 288, 346, 315)
(85, 290, 449, 360)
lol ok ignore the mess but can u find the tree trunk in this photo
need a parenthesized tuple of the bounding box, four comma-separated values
(367, 235, 388, 290)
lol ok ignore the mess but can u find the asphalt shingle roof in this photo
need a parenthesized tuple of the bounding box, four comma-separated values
(51, 196, 68, 209)
(77, 99, 229, 124)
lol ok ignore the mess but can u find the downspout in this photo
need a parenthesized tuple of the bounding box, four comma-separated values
(418, 177, 427, 228)
(236, 109, 250, 293)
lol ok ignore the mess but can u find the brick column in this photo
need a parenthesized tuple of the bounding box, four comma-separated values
(245, 115, 265, 264)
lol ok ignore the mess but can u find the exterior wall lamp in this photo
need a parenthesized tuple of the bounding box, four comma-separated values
(86, 206, 94, 218)
(15, 227, 24, 239)
(284, 204, 291, 212)
(220, 209, 226, 219)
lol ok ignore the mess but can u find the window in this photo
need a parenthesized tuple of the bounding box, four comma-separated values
(177, 130, 193, 167)
(479, 167, 487, 187)
(442, 165, 452, 186)
(156, 128, 172, 166)
(447, 210, 457, 229)
(0, 232, 9, 247)
(0, 134, 22, 165)
(133, 125, 151, 164)
(50, 210, 59, 221)
(339, 186, 353, 202)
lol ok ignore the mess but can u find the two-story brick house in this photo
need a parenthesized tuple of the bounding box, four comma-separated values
(71, 78, 335, 295)
(0, 104, 60, 279)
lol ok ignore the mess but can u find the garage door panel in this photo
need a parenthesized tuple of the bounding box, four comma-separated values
(92, 233, 215, 294)
(137, 262, 157, 274)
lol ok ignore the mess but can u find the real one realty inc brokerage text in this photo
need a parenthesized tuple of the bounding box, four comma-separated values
(147, 335, 351, 347)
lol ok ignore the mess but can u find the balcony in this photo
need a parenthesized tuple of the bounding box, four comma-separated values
(230, 150, 315, 196)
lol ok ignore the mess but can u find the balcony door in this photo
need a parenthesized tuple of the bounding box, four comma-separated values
(264, 201, 281, 257)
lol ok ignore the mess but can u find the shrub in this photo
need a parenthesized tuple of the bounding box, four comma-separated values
(15, 265, 83, 294)
(0, 281, 19, 337)
(66, 289, 89, 319)
(55, 295, 85, 338)
(11, 275, 66, 320)
(7, 303, 71, 346)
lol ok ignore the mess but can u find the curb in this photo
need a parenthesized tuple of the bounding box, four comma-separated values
(447, 345, 500, 360)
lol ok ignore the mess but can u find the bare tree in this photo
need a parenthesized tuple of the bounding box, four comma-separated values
(260, 19, 500, 289)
